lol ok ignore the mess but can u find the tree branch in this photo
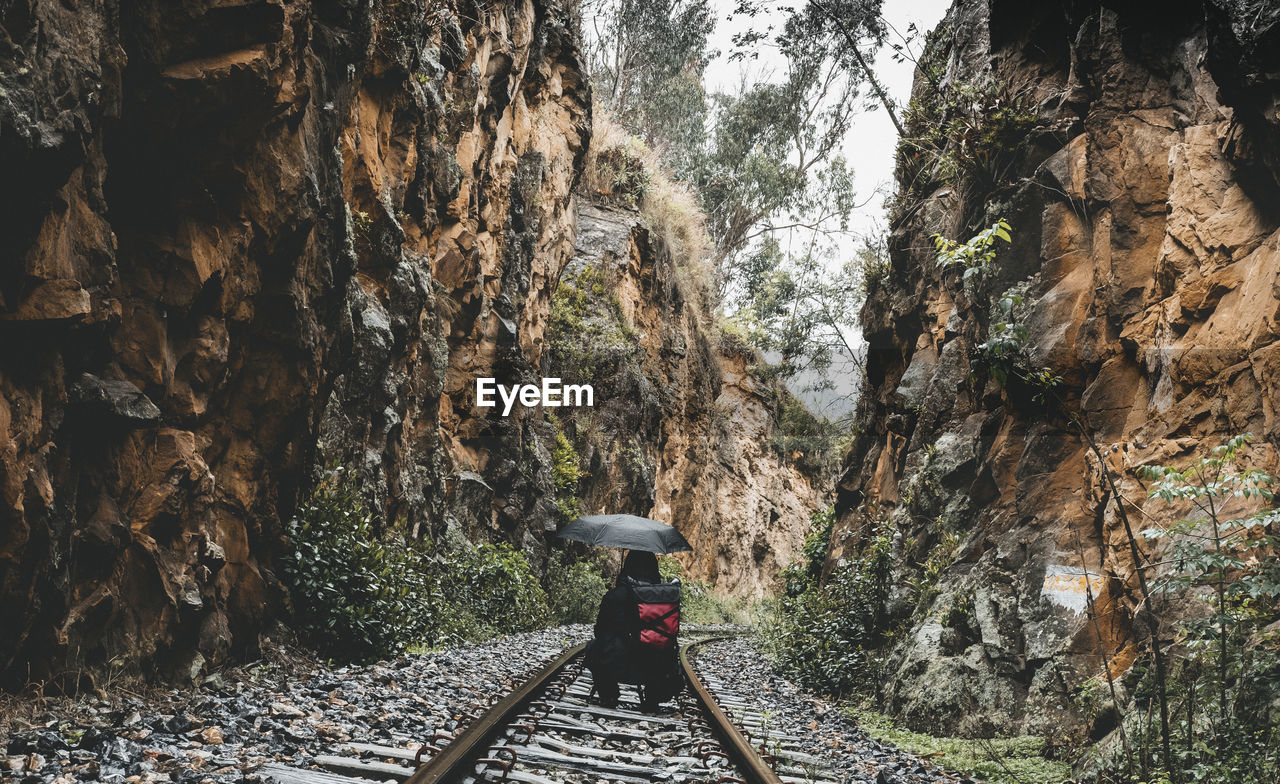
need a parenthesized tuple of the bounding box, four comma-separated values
(807, 0, 907, 138)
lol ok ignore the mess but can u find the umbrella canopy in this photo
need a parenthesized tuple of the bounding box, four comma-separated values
(557, 514, 693, 554)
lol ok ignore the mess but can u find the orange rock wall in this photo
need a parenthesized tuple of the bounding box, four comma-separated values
(0, 0, 822, 687)
(0, 0, 588, 685)
(555, 203, 826, 599)
(834, 0, 1280, 739)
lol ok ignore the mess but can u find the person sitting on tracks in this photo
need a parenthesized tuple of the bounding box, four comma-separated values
(584, 550, 683, 712)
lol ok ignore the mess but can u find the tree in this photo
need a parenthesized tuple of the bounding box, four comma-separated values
(583, 0, 886, 297)
(581, 0, 892, 410)
(731, 230, 875, 405)
(579, 0, 714, 180)
(801, 0, 905, 135)
(1138, 435, 1280, 781)
(696, 78, 861, 299)
(700, 1, 887, 295)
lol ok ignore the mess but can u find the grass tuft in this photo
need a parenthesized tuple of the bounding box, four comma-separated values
(846, 707, 1073, 784)
(581, 111, 716, 320)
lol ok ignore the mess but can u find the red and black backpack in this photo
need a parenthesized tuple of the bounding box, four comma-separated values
(625, 576, 681, 650)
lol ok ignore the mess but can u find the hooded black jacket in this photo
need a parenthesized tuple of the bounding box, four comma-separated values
(586, 551, 678, 688)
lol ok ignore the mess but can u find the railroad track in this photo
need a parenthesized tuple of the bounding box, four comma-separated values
(257, 635, 840, 784)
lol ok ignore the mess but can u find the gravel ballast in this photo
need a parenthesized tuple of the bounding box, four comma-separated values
(4, 629, 979, 784)
(2, 626, 592, 783)
(691, 636, 979, 784)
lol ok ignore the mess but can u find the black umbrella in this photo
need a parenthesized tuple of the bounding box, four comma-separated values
(557, 514, 693, 554)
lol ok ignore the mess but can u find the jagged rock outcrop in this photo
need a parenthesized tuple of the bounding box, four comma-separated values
(0, 0, 589, 686)
(833, 0, 1280, 741)
(550, 202, 825, 598)
(655, 345, 823, 598)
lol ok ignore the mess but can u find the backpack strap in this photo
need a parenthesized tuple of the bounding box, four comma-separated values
(640, 605, 679, 642)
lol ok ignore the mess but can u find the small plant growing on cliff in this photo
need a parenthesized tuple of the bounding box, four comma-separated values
(549, 417, 583, 523)
(895, 76, 1039, 224)
(906, 530, 962, 616)
(980, 293, 1030, 387)
(971, 280, 1063, 396)
(547, 264, 640, 386)
(931, 218, 1011, 278)
(586, 139, 650, 207)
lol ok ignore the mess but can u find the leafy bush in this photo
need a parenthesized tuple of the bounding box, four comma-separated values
(283, 468, 434, 661)
(434, 542, 552, 644)
(780, 506, 835, 597)
(589, 143, 650, 207)
(545, 551, 608, 625)
(1100, 434, 1280, 784)
(928, 221, 1062, 395)
(761, 509, 893, 697)
(285, 469, 555, 659)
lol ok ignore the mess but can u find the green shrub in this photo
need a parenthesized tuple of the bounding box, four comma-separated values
(550, 421, 583, 523)
(586, 142, 650, 208)
(285, 468, 556, 659)
(931, 218, 1010, 274)
(545, 551, 608, 625)
(927, 221, 1062, 396)
(435, 542, 552, 644)
(1106, 434, 1280, 784)
(781, 507, 835, 597)
(283, 468, 434, 661)
(761, 509, 893, 697)
(905, 529, 960, 615)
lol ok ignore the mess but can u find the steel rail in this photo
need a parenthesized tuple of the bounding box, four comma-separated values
(402, 634, 781, 784)
(680, 636, 785, 784)
(403, 642, 587, 784)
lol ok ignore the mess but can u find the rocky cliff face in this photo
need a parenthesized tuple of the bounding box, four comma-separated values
(551, 202, 824, 599)
(0, 0, 590, 686)
(0, 0, 823, 687)
(834, 0, 1280, 741)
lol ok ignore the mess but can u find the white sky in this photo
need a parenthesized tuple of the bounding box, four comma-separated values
(702, 0, 952, 417)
